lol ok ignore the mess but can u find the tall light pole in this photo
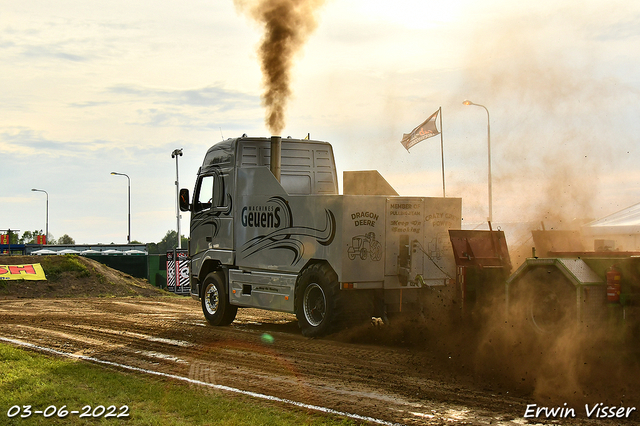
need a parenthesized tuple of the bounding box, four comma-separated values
(463, 100, 492, 223)
(111, 172, 131, 244)
(31, 189, 48, 244)
(171, 148, 183, 249)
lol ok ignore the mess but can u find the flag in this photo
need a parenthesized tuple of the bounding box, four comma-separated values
(400, 109, 440, 151)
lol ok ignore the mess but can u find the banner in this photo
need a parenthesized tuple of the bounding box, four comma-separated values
(400, 109, 440, 151)
(0, 234, 8, 245)
(167, 250, 190, 294)
(0, 264, 47, 281)
(36, 235, 46, 245)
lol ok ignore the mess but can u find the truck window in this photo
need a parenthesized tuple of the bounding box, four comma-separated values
(194, 173, 229, 212)
(194, 175, 214, 212)
(281, 174, 311, 195)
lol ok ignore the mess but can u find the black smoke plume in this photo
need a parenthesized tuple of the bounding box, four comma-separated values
(234, 0, 325, 135)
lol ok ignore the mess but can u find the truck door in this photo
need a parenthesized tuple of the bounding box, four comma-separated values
(190, 171, 233, 256)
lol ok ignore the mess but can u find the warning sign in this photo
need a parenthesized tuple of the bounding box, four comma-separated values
(0, 264, 46, 281)
(167, 250, 189, 294)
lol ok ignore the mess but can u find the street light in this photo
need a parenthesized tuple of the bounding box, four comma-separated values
(111, 172, 131, 244)
(171, 148, 183, 249)
(463, 100, 492, 223)
(31, 188, 48, 244)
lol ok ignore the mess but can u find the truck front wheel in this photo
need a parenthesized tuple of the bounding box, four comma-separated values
(201, 271, 237, 326)
(295, 263, 340, 337)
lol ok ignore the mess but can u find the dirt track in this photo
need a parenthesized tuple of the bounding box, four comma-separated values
(1, 296, 638, 425)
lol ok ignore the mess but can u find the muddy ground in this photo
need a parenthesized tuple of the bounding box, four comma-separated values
(1, 256, 639, 425)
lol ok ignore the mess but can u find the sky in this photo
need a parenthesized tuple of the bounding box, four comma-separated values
(2, 0, 640, 246)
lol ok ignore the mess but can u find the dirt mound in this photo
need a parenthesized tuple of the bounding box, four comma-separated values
(0, 255, 169, 298)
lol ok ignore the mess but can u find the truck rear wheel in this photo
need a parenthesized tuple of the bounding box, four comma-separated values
(295, 263, 340, 337)
(201, 271, 237, 326)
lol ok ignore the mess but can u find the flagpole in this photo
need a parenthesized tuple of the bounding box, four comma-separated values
(439, 107, 445, 197)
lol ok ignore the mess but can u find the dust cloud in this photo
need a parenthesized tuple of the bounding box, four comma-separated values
(233, 0, 325, 135)
(333, 278, 640, 411)
(435, 18, 640, 407)
(472, 278, 640, 408)
(459, 10, 638, 227)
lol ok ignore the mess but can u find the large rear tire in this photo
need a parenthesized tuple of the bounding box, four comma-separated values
(295, 263, 340, 337)
(201, 271, 237, 326)
(509, 267, 576, 334)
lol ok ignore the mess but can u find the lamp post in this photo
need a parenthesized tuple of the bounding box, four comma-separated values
(463, 100, 492, 223)
(171, 148, 183, 249)
(111, 172, 131, 244)
(31, 189, 48, 244)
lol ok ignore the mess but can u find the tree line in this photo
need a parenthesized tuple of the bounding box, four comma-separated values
(2, 229, 189, 254)
(147, 230, 189, 254)
(5, 230, 76, 245)
(4, 229, 186, 254)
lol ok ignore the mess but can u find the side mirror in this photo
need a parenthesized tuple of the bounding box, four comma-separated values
(179, 188, 190, 212)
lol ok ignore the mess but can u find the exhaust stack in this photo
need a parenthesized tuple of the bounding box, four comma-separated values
(270, 135, 281, 182)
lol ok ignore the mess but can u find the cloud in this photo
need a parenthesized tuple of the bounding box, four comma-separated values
(0, 40, 16, 49)
(0, 128, 63, 156)
(128, 108, 263, 132)
(98, 84, 262, 130)
(0, 128, 130, 160)
(108, 84, 259, 108)
(21, 44, 89, 62)
(69, 101, 111, 108)
(593, 16, 640, 42)
(1, 22, 95, 63)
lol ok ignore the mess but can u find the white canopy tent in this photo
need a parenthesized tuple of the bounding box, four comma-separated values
(57, 249, 81, 255)
(123, 250, 146, 255)
(582, 202, 640, 250)
(32, 249, 58, 255)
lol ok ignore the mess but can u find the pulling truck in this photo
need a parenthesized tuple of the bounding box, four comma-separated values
(179, 135, 462, 336)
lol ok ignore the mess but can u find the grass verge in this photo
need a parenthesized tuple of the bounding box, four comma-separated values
(0, 343, 356, 425)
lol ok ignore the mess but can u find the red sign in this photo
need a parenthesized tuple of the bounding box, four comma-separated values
(36, 235, 46, 245)
(0, 234, 8, 245)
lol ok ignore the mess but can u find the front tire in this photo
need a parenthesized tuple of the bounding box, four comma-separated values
(201, 271, 237, 326)
(359, 248, 368, 260)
